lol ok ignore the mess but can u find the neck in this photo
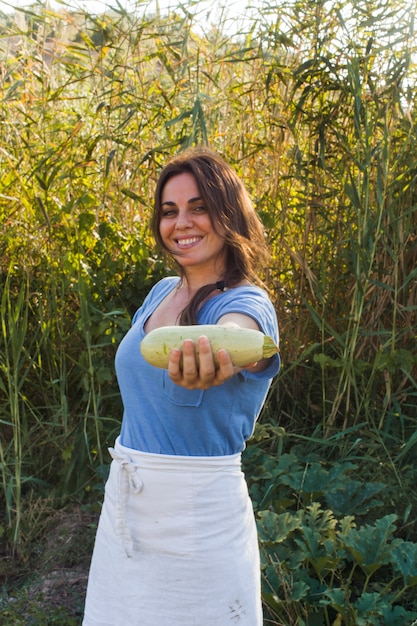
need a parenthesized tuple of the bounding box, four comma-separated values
(178, 271, 224, 293)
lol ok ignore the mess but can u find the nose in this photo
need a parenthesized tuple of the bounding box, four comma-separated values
(175, 209, 193, 230)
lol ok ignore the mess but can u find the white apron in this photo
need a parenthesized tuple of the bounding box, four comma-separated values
(83, 437, 262, 626)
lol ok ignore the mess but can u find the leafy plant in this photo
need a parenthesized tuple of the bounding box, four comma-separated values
(244, 430, 417, 624)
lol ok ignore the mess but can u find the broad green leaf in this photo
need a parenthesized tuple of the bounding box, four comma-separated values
(343, 515, 400, 575)
(380, 604, 417, 625)
(320, 587, 349, 613)
(354, 592, 393, 625)
(257, 510, 303, 544)
(391, 541, 417, 585)
(326, 480, 385, 516)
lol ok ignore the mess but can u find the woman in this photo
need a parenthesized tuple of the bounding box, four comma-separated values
(83, 147, 280, 626)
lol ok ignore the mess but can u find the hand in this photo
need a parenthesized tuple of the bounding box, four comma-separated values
(167, 335, 239, 390)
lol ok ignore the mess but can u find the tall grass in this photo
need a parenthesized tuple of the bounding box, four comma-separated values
(0, 276, 29, 545)
(0, 0, 416, 580)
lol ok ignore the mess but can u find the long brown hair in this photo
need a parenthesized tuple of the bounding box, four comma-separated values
(151, 146, 270, 324)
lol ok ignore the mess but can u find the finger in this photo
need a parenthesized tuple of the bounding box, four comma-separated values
(196, 336, 216, 382)
(214, 348, 236, 382)
(181, 338, 198, 380)
(167, 347, 183, 381)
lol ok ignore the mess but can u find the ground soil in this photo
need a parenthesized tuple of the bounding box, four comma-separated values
(0, 503, 100, 625)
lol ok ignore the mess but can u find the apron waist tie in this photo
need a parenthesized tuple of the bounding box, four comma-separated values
(108, 446, 144, 557)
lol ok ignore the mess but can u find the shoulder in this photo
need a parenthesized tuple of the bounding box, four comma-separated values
(223, 284, 275, 315)
(202, 284, 278, 339)
(227, 283, 271, 300)
(150, 276, 180, 295)
(143, 276, 180, 301)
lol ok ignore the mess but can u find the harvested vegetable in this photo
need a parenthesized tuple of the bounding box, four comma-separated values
(140, 324, 279, 369)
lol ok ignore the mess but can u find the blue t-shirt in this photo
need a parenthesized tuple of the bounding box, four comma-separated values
(116, 277, 280, 456)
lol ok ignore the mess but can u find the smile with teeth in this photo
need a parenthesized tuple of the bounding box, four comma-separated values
(176, 236, 202, 247)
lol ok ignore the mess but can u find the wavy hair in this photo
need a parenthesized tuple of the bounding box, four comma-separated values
(151, 146, 270, 325)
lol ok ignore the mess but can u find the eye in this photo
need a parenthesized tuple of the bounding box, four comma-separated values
(161, 208, 177, 218)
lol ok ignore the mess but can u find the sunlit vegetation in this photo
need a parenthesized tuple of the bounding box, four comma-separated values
(0, 0, 416, 623)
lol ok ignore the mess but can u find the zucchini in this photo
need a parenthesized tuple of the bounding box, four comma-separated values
(140, 324, 279, 369)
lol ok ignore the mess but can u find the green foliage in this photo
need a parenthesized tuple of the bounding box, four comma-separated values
(0, 597, 79, 626)
(244, 427, 417, 624)
(0, 0, 416, 623)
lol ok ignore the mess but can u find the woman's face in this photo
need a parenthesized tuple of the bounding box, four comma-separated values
(159, 172, 226, 276)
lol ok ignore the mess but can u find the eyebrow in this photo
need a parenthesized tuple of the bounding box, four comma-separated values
(161, 196, 203, 207)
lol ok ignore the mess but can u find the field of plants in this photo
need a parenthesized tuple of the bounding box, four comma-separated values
(0, 0, 416, 624)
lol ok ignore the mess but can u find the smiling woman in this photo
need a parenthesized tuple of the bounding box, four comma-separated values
(158, 171, 227, 278)
(82, 146, 280, 626)
(151, 147, 271, 325)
